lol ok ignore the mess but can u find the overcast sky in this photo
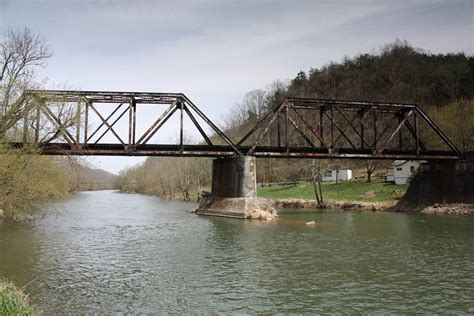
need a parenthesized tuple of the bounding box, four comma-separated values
(1, 0, 473, 173)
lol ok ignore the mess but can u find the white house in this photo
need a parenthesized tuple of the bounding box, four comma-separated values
(391, 160, 422, 185)
(323, 169, 352, 182)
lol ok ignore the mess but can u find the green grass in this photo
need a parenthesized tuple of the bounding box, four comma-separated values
(0, 279, 35, 315)
(257, 180, 408, 203)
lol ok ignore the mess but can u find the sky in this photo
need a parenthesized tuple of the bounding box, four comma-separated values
(1, 0, 473, 174)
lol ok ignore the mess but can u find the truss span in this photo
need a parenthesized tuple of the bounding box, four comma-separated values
(4, 90, 464, 161)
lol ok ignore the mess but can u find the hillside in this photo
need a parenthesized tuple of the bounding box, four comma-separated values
(53, 158, 117, 191)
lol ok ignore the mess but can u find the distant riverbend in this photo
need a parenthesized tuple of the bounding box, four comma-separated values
(1, 190, 473, 314)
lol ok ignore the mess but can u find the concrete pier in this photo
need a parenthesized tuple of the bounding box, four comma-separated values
(401, 160, 474, 205)
(197, 156, 277, 219)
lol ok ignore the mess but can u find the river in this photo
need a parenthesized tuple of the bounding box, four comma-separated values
(0, 190, 473, 314)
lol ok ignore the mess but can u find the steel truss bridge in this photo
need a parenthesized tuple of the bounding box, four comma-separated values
(5, 90, 464, 161)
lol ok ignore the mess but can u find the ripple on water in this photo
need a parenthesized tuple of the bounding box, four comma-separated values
(0, 191, 473, 314)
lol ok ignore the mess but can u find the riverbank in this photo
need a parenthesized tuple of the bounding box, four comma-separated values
(118, 180, 473, 215)
(257, 181, 408, 202)
(268, 198, 473, 215)
(0, 279, 35, 315)
(257, 181, 473, 215)
(271, 198, 396, 211)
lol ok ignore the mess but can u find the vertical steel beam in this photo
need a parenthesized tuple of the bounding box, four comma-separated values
(277, 113, 281, 147)
(414, 111, 419, 156)
(319, 108, 324, 147)
(330, 106, 334, 149)
(179, 101, 184, 153)
(285, 104, 289, 150)
(398, 114, 403, 150)
(84, 100, 89, 145)
(360, 111, 365, 149)
(373, 109, 378, 152)
(132, 98, 136, 146)
(23, 107, 29, 145)
(35, 104, 40, 143)
(76, 99, 81, 146)
(128, 98, 133, 147)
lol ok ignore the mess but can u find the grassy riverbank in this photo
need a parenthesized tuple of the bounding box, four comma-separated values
(257, 181, 408, 203)
(0, 279, 35, 315)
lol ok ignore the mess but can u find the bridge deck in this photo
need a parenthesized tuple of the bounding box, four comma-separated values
(8, 142, 461, 160)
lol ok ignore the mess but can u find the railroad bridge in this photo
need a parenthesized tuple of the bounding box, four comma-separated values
(3, 90, 469, 218)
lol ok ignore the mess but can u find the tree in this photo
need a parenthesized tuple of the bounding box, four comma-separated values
(307, 159, 328, 205)
(366, 160, 378, 182)
(428, 99, 474, 152)
(0, 145, 69, 218)
(0, 27, 52, 137)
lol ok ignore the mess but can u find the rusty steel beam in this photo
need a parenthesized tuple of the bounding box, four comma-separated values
(379, 110, 413, 152)
(182, 95, 242, 155)
(184, 105, 213, 146)
(87, 103, 124, 142)
(247, 100, 287, 155)
(39, 102, 75, 145)
(404, 119, 427, 151)
(88, 103, 126, 146)
(287, 116, 316, 147)
(15, 142, 460, 160)
(136, 102, 176, 145)
(7, 92, 463, 161)
(84, 100, 89, 144)
(323, 110, 356, 149)
(334, 106, 372, 149)
(140, 106, 178, 145)
(237, 105, 279, 146)
(416, 106, 464, 159)
(94, 106, 130, 144)
(292, 106, 326, 148)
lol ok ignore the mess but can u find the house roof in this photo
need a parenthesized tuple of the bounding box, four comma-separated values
(393, 160, 408, 167)
(393, 160, 423, 167)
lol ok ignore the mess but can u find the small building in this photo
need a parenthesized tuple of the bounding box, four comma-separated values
(391, 160, 422, 185)
(323, 169, 352, 182)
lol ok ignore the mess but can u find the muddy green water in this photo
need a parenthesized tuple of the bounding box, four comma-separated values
(0, 190, 473, 314)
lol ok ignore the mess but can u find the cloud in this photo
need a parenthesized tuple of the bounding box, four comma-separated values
(1, 0, 472, 173)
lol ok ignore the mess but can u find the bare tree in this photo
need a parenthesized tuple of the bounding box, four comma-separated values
(0, 27, 52, 137)
(307, 159, 328, 205)
(366, 160, 378, 182)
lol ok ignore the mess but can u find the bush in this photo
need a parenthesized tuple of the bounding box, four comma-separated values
(0, 145, 70, 219)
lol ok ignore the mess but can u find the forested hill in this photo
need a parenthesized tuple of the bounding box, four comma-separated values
(286, 40, 473, 107)
(223, 40, 473, 152)
(53, 158, 117, 191)
(115, 40, 473, 200)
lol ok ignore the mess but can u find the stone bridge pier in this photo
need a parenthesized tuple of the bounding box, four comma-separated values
(400, 159, 474, 206)
(197, 156, 277, 219)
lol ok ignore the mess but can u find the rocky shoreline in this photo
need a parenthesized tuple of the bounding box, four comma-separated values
(268, 198, 473, 215)
(117, 190, 474, 216)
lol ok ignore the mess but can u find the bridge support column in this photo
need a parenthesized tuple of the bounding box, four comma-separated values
(197, 156, 277, 219)
(400, 160, 474, 205)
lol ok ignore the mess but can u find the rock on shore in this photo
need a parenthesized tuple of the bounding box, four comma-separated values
(419, 203, 473, 215)
(268, 198, 473, 215)
(271, 198, 396, 212)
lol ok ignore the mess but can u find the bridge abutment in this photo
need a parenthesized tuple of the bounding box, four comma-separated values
(399, 159, 474, 207)
(197, 156, 277, 219)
